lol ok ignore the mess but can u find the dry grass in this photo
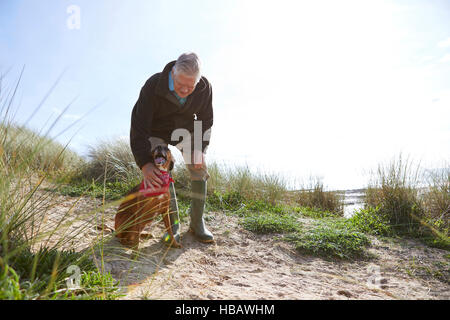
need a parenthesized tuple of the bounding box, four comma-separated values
(75, 137, 141, 184)
(363, 155, 449, 247)
(286, 176, 344, 215)
(172, 161, 289, 206)
(1, 123, 84, 177)
(1, 70, 121, 299)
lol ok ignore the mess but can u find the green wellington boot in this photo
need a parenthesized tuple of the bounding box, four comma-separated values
(189, 180, 214, 243)
(162, 181, 181, 246)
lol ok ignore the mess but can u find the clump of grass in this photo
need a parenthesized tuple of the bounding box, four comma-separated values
(51, 137, 144, 200)
(171, 161, 292, 219)
(244, 199, 289, 215)
(402, 257, 449, 284)
(228, 166, 288, 206)
(421, 166, 449, 245)
(205, 189, 293, 219)
(289, 177, 344, 216)
(240, 212, 301, 234)
(284, 219, 371, 260)
(348, 206, 392, 236)
(73, 137, 141, 184)
(4, 244, 94, 292)
(361, 156, 449, 249)
(0, 265, 24, 300)
(75, 271, 122, 300)
(364, 155, 426, 236)
(173, 161, 289, 205)
(56, 179, 137, 200)
(419, 224, 449, 250)
(1, 70, 122, 300)
(0, 243, 121, 300)
(422, 166, 449, 219)
(293, 206, 338, 219)
(206, 190, 246, 212)
(1, 123, 84, 179)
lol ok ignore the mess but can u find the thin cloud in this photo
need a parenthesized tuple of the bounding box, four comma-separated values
(437, 37, 450, 48)
(439, 53, 450, 63)
(420, 55, 435, 62)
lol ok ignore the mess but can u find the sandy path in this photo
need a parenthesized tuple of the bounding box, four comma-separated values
(34, 187, 449, 300)
(107, 213, 449, 300)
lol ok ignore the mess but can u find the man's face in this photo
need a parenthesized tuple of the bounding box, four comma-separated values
(172, 71, 198, 98)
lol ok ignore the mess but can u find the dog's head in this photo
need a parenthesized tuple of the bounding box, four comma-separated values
(152, 145, 174, 171)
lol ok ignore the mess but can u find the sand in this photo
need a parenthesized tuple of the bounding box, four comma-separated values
(33, 187, 450, 300)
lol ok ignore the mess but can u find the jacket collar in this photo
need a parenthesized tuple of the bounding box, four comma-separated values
(155, 61, 176, 98)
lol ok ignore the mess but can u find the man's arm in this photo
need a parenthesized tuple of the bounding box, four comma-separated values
(130, 84, 164, 188)
(130, 85, 154, 170)
(197, 80, 213, 153)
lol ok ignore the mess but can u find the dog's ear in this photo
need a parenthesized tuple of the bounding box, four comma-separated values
(169, 159, 174, 171)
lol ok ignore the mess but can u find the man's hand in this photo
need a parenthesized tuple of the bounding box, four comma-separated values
(142, 162, 163, 189)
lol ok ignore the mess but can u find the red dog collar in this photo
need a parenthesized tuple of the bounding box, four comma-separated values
(139, 170, 174, 197)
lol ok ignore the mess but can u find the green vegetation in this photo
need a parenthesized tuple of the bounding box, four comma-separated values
(1, 73, 121, 300)
(292, 206, 338, 219)
(53, 138, 449, 261)
(284, 219, 371, 260)
(362, 156, 449, 249)
(2, 71, 448, 299)
(240, 212, 300, 234)
(403, 256, 449, 284)
(287, 177, 344, 215)
(364, 155, 425, 235)
(55, 179, 138, 200)
(74, 137, 141, 184)
(348, 206, 392, 236)
(76, 271, 122, 300)
(0, 244, 122, 300)
(0, 265, 26, 300)
(1, 123, 84, 178)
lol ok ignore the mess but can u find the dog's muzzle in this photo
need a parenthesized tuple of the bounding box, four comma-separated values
(153, 145, 169, 165)
(154, 154, 167, 165)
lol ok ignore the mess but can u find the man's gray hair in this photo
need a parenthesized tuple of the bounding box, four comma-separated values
(173, 52, 201, 83)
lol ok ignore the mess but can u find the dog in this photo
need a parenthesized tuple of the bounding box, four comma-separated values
(114, 145, 181, 249)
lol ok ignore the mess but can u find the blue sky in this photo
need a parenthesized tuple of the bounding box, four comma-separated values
(1, 0, 449, 189)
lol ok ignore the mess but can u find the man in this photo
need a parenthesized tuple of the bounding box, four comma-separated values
(130, 52, 214, 245)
